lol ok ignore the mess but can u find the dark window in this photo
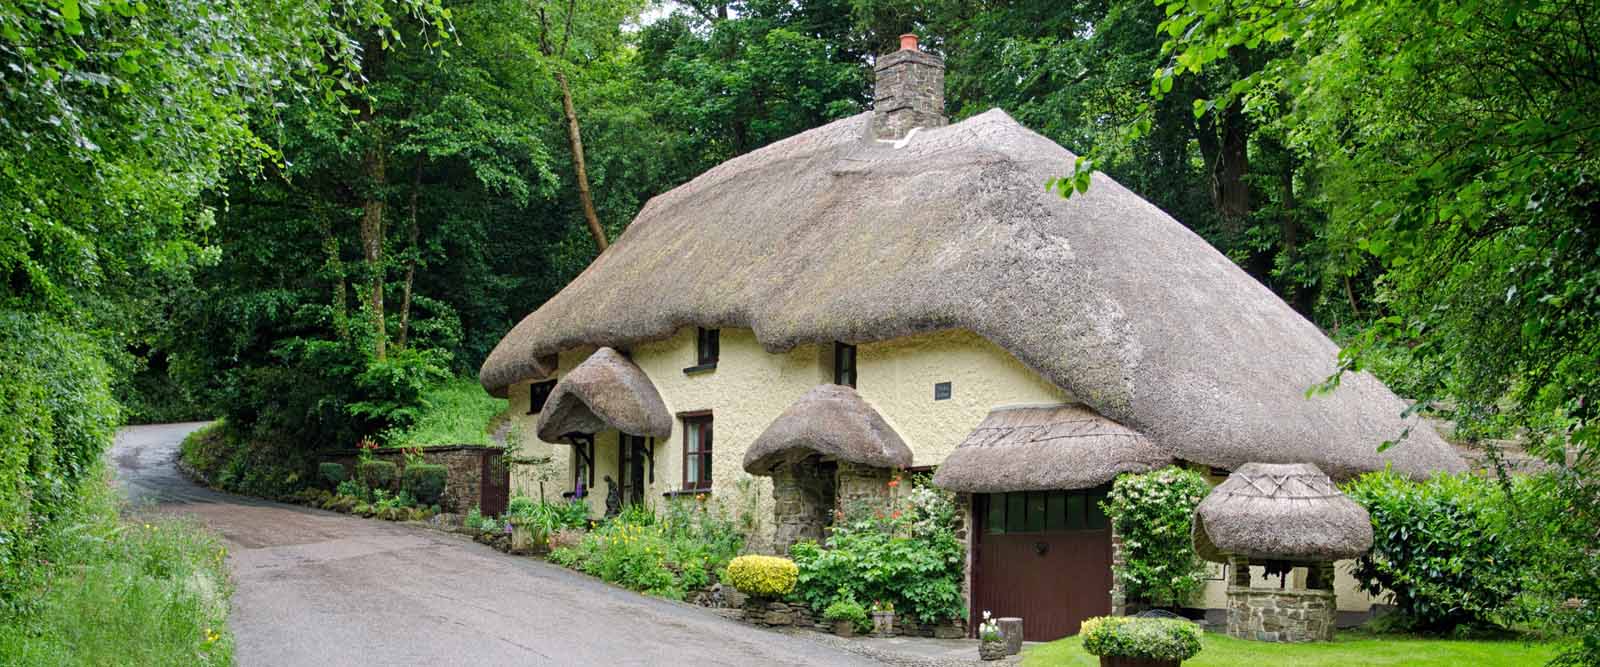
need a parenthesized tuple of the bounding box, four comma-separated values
(984, 487, 1110, 534)
(528, 380, 557, 414)
(934, 382, 952, 400)
(833, 343, 857, 387)
(696, 327, 720, 366)
(681, 413, 713, 491)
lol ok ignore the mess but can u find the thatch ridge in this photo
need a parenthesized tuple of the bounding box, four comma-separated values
(1192, 462, 1373, 563)
(535, 347, 672, 442)
(483, 108, 1466, 480)
(933, 404, 1172, 492)
(744, 384, 913, 474)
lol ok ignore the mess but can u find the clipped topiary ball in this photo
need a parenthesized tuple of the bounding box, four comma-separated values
(725, 555, 799, 598)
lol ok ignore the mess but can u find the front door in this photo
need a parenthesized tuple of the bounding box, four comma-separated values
(619, 435, 650, 506)
(971, 488, 1113, 641)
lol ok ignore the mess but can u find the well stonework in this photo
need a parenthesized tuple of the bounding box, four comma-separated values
(1225, 556, 1336, 642)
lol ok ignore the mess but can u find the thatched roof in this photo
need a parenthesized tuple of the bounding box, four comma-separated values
(1192, 462, 1373, 563)
(534, 347, 672, 442)
(933, 405, 1172, 492)
(743, 384, 913, 474)
(481, 108, 1466, 480)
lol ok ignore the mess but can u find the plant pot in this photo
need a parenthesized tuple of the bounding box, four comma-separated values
(832, 620, 856, 637)
(871, 611, 895, 637)
(979, 639, 1008, 661)
(1098, 656, 1180, 667)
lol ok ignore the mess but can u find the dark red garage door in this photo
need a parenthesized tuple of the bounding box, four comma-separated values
(972, 488, 1113, 641)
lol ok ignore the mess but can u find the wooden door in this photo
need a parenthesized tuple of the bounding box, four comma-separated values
(972, 489, 1113, 641)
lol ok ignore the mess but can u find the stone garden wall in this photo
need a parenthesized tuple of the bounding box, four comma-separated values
(323, 445, 506, 514)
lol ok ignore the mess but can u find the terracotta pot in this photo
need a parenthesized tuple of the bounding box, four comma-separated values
(1098, 656, 1180, 667)
(979, 639, 1008, 661)
(833, 620, 856, 637)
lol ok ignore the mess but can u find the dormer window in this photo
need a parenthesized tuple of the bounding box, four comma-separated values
(697, 327, 720, 365)
(685, 327, 720, 375)
(833, 342, 857, 387)
(527, 379, 556, 414)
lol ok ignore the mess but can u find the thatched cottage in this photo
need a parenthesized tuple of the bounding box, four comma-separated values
(481, 35, 1466, 640)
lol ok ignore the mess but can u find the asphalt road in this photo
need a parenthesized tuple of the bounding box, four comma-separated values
(113, 422, 879, 667)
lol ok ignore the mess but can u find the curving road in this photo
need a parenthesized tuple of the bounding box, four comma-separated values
(113, 422, 879, 667)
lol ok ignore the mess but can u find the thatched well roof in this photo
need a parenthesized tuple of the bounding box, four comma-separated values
(933, 405, 1172, 492)
(1192, 462, 1373, 563)
(482, 108, 1466, 480)
(535, 347, 672, 442)
(744, 384, 913, 474)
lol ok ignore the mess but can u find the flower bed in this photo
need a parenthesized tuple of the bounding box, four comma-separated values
(549, 501, 743, 600)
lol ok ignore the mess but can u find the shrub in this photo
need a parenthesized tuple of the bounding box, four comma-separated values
(318, 463, 347, 489)
(726, 555, 798, 598)
(1080, 616, 1202, 662)
(549, 500, 744, 599)
(356, 460, 398, 490)
(792, 478, 965, 624)
(1103, 466, 1211, 608)
(402, 464, 447, 506)
(823, 595, 870, 633)
(1343, 469, 1527, 632)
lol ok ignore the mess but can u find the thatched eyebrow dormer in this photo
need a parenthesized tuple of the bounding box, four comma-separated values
(483, 109, 1466, 480)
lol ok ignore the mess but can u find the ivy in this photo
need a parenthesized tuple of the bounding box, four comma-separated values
(1103, 466, 1211, 609)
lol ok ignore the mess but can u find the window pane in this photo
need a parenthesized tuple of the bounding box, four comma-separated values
(1006, 493, 1026, 533)
(700, 453, 713, 488)
(986, 495, 1005, 534)
(1067, 493, 1086, 530)
(1025, 492, 1046, 532)
(1047, 492, 1067, 531)
(685, 452, 698, 485)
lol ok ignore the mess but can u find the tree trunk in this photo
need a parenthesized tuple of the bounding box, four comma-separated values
(357, 48, 388, 360)
(555, 70, 608, 253)
(1213, 96, 1251, 230)
(321, 219, 349, 340)
(397, 157, 421, 350)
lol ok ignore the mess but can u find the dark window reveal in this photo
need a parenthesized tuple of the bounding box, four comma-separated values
(934, 382, 952, 400)
(697, 327, 720, 366)
(983, 487, 1110, 534)
(681, 413, 713, 491)
(528, 380, 557, 414)
(833, 343, 857, 387)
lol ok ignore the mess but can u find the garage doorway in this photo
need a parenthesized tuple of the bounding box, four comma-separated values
(971, 487, 1113, 641)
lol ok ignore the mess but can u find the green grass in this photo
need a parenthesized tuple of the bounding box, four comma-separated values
(0, 473, 235, 666)
(385, 375, 508, 447)
(1023, 629, 1563, 666)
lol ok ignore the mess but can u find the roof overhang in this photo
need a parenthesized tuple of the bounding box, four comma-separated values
(932, 404, 1172, 493)
(743, 384, 913, 475)
(1192, 462, 1373, 563)
(535, 347, 672, 442)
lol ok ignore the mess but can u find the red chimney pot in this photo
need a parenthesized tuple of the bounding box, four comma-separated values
(899, 34, 918, 51)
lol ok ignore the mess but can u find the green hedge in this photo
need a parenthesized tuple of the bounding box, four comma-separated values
(357, 460, 398, 490)
(402, 464, 447, 506)
(318, 463, 347, 489)
(1080, 616, 1202, 661)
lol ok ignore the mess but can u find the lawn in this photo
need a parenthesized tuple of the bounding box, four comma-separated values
(385, 375, 508, 447)
(1023, 629, 1562, 666)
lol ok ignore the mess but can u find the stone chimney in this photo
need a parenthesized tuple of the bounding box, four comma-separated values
(872, 34, 946, 141)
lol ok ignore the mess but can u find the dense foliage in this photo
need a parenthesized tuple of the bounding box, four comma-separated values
(1080, 616, 1204, 662)
(1344, 470, 1530, 633)
(791, 480, 966, 625)
(1103, 466, 1211, 609)
(549, 500, 744, 600)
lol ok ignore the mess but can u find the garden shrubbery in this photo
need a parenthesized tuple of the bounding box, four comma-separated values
(402, 464, 448, 506)
(319, 462, 348, 488)
(1344, 469, 1532, 632)
(549, 499, 744, 600)
(1080, 616, 1202, 662)
(1102, 466, 1211, 609)
(725, 555, 798, 598)
(791, 479, 966, 625)
(357, 460, 398, 490)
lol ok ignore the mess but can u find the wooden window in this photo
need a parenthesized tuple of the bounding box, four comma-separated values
(697, 327, 720, 366)
(833, 342, 857, 387)
(527, 379, 556, 414)
(983, 487, 1110, 534)
(681, 412, 713, 491)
